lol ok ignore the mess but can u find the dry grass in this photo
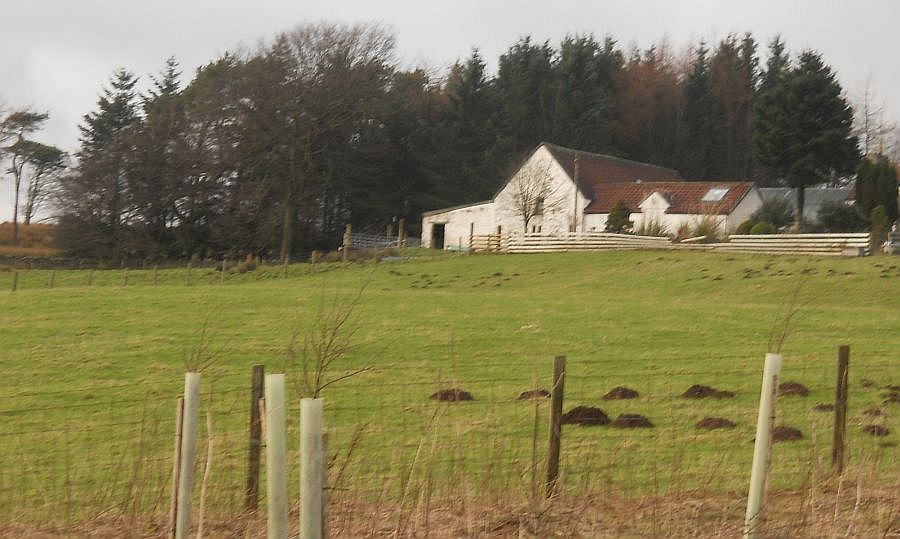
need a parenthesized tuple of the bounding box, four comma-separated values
(4, 483, 896, 538)
(0, 222, 58, 248)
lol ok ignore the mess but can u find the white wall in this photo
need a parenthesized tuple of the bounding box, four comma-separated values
(725, 187, 763, 231)
(421, 201, 495, 249)
(493, 146, 587, 236)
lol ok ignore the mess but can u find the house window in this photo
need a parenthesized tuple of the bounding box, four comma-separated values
(702, 188, 729, 202)
(534, 197, 544, 215)
(531, 225, 542, 233)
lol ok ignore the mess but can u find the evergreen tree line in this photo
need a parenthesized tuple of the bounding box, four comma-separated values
(48, 24, 880, 259)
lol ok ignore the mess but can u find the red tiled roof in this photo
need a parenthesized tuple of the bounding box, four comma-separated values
(543, 143, 682, 194)
(585, 181, 755, 215)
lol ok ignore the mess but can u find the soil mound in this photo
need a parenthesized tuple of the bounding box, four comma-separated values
(773, 426, 803, 442)
(863, 407, 884, 417)
(779, 382, 809, 397)
(602, 386, 639, 400)
(612, 414, 654, 429)
(517, 389, 550, 400)
(682, 385, 734, 399)
(429, 388, 473, 402)
(695, 417, 736, 430)
(813, 403, 834, 412)
(561, 406, 610, 426)
(863, 425, 890, 437)
(882, 386, 900, 404)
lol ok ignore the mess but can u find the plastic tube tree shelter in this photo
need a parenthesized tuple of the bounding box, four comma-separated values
(744, 353, 783, 539)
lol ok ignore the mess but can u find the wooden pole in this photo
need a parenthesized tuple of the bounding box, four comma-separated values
(398, 218, 406, 247)
(301, 398, 324, 539)
(175, 373, 200, 539)
(342, 224, 352, 263)
(167, 397, 184, 539)
(265, 374, 288, 539)
(246, 364, 264, 511)
(87, 269, 94, 287)
(744, 353, 782, 539)
(546, 355, 566, 498)
(221, 258, 227, 284)
(832, 345, 850, 474)
(11, 270, 17, 292)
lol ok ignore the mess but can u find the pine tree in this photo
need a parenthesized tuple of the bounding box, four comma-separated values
(550, 35, 622, 152)
(754, 51, 859, 227)
(679, 42, 713, 179)
(58, 69, 140, 256)
(495, 36, 555, 155)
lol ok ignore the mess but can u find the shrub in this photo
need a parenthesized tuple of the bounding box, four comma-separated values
(870, 205, 891, 251)
(751, 197, 795, 230)
(605, 201, 633, 233)
(749, 221, 775, 234)
(815, 200, 868, 232)
(735, 220, 754, 235)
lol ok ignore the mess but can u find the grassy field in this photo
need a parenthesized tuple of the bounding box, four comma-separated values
(0, 249, 897, 532)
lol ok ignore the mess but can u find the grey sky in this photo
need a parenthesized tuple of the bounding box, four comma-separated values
(2, 0, 899, 221)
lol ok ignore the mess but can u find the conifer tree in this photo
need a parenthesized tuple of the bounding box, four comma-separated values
(754, 51, 859, 227)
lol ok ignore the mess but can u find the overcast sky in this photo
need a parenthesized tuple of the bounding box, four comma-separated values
(2, 0, 899, 221)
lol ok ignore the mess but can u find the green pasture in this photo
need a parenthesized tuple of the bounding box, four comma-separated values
(0, 250, 897, 524)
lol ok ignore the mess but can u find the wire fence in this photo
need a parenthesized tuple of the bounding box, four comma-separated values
(1, 349, 896, 532)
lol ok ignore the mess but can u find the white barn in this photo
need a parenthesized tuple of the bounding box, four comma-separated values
(422, 142, 762, 248)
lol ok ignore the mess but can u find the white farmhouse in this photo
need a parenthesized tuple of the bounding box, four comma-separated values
(421, 142, 763, 248)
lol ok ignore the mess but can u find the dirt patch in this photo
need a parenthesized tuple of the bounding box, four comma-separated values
(863, 425, 890, 437)
(602, 386, 639, 400)
(682, 385, 734, 399)
(429, 388, 473, 402)
(517, 389, 550, 400)
(773, 426, 803, 442)
(612, 414, 654, 429)
(863, 407, 884, 417)
(561, 406, 610, 426)
(860, 379, 876, 388)
(695, 417, 736, 430)
(884, 392, 900, 404)
(813, 403, 834, 412)
(779, 382, 809, 397)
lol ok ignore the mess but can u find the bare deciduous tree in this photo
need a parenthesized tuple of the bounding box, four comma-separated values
(506, 162, 563, 233)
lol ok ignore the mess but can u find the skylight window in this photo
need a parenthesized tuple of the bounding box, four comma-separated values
(702, 187, 729, 202)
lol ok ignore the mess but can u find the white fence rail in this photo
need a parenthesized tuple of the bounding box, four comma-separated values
(468, 232, 874, 256)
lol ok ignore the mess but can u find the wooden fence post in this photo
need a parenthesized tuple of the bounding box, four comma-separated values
(546, 355, 566, 498)
(301, 398, 324, 539)
(87, 269, 94, 287)
(221, 258, 227, 284)
(342, 224, 352, 263)
(175, 373, 200, 539)
(832, 345, 850, 474)
(744, 353, 782, 539)
(398, 218, 406, 247)
(11, 270, 18, 292)
(246, 364, 264, 511)
(265, 374, 288, 538)
(168, 397, 185, 539)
